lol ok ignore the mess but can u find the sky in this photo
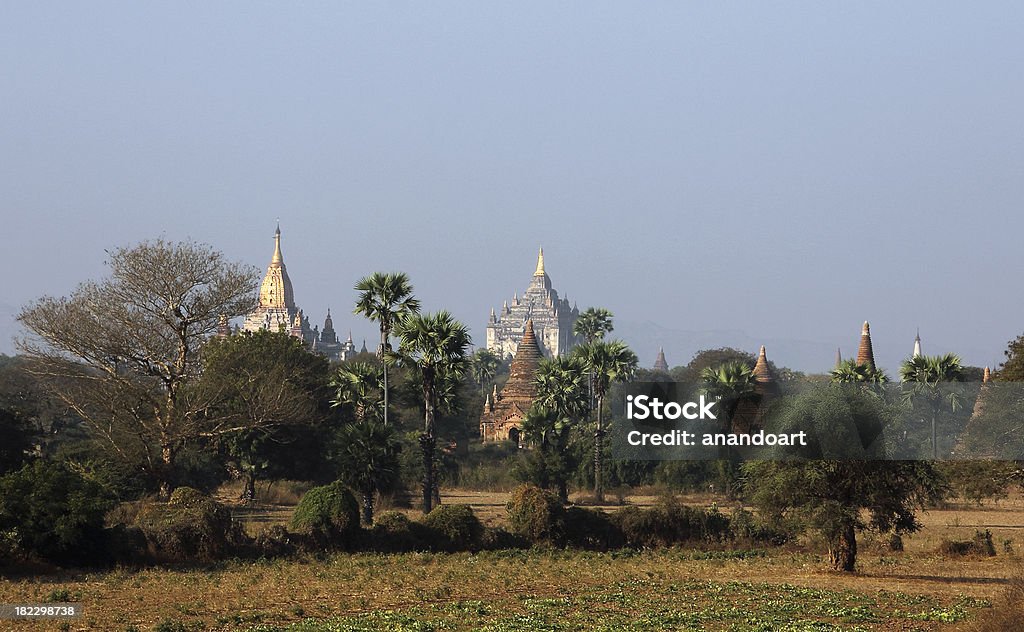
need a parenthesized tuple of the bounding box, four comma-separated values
(3, 2, 1023, 374)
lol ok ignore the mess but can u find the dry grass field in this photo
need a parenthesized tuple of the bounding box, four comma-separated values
(2, 488, 1022, 631)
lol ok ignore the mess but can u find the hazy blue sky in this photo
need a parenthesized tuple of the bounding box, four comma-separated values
(3, 2, 1023, 373)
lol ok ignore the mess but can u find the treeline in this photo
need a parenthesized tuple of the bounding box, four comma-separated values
(2, 238, 1024, 574)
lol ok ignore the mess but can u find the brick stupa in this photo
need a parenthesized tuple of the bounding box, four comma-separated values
(480, 319, 543, 444)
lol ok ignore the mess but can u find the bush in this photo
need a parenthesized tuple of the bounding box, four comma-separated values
(560, 506, 624, 551)
(103, 524, 148, 564)
(939, 530, 996, 557)
(725, 507, 791, 546)
(135, 487, 245, 561)
(480, 526, 530, 551)
(289, 481, 360, 548)
(506, 485, 564, 543)
(254, 525, 296, 558)
(422, 504, 484, 552)
(612, 496, 736, 548)
(613, 497, 702, 548)
(0, 460, 114, 564)
(370, 511, 432, 552)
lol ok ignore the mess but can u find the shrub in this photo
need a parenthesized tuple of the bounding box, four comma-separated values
(939, 530, 996, 557)
(506, 485, 563, 543)
(422, 504, 484, 552)
(613, 497, 704, 548)
(254, 525, 296, 558)
(135, 487, 245, 561)
(728, 508, 792, 546)
(103, 524, 148, 564)
(0, 460, 114, 564)
(480, 526, 530, 551)
(370, 511, 432, 552)
(560, 506, 624, 551)
(289, 481, 360, 548)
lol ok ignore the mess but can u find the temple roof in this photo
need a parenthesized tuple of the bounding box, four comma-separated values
(857, 321, 875, 369)
(501, 319, 542, 401)
(752, 345, 772, 383)
(258, 223, 296, 310)
(653, 347, 669, 371)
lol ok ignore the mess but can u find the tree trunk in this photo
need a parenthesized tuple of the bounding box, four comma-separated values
(594, 395, 605, 503)
(421, 371, 436, 514)
(421, 432, 435, 514)
(829, 523, 857, 572)
(557, 476, 569, 504)
(242, 475, 256, 503)
(380, 328, 389, 426)
(362, 488, 374, 525)
(158, 440, 175, 501)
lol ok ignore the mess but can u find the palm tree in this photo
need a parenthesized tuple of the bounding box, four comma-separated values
(830, 359, 889, 386)
(573, 307, 614, 410)
(700, 361, 758, 431)
(900, 353, 964, 459)
(576, 340, 638, 503)
(468, 348, 502, 394)
(353, 272, 421, 426)
(330, 361, 381, 423)
(392, 311, 471, 514)
(529, 355, 590, 501)
(334, 418, 400, 524)
(573, 307, 614, 345)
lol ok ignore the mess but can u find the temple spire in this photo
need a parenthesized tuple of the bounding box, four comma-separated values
(913, 328, 922, 358)
(534, 247, 546, 276)
(835, 347, 842, 369)
(753, 345, 773, 384)
(857, 321, 876, 370)
(271, 222, 283, 265)
(983, 366, 991, 383)
(653, 347, 669, 372)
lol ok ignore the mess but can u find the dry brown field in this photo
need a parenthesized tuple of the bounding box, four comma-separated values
(1, 488, 1022, 631)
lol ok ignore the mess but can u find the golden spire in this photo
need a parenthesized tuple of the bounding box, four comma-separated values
(983, 366, 991, 383)
(534, 247, 546, 276)
(753, 345, 772, 383)
(271, 222, 283, 265)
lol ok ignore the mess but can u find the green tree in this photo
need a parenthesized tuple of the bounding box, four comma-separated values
(830, 359, 889, 386)
(0, 460, 115, 563)
(744, 458, 943, 571)
(899, 353, 965, 459)
(700, 361, 758, 431)
(18, 240, 258, 498)
(330, 361, 382, 423)
(199, 330, 329, 500)
(576, 340, 638, 503)
(573, 307, 614, 409)
(0, 408, 33, 476)
(522, 355, 590, 502)
(995, 333, 1024, 382)
(393, 311, 471, 513)
(333, 419, 401, 524)
(744, 386, 944, 571)
(354, 272, 421, 427)
(468, 348, 502, 394)
(573, 307, 614, 344)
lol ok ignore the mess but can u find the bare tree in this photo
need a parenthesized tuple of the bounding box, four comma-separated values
(18, 239, 258, 498)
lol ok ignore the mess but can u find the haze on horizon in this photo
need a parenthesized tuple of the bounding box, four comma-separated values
(3, 2, 1023, 375)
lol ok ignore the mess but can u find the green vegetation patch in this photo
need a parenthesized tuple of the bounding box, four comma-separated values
(248, 575, 982, 631)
